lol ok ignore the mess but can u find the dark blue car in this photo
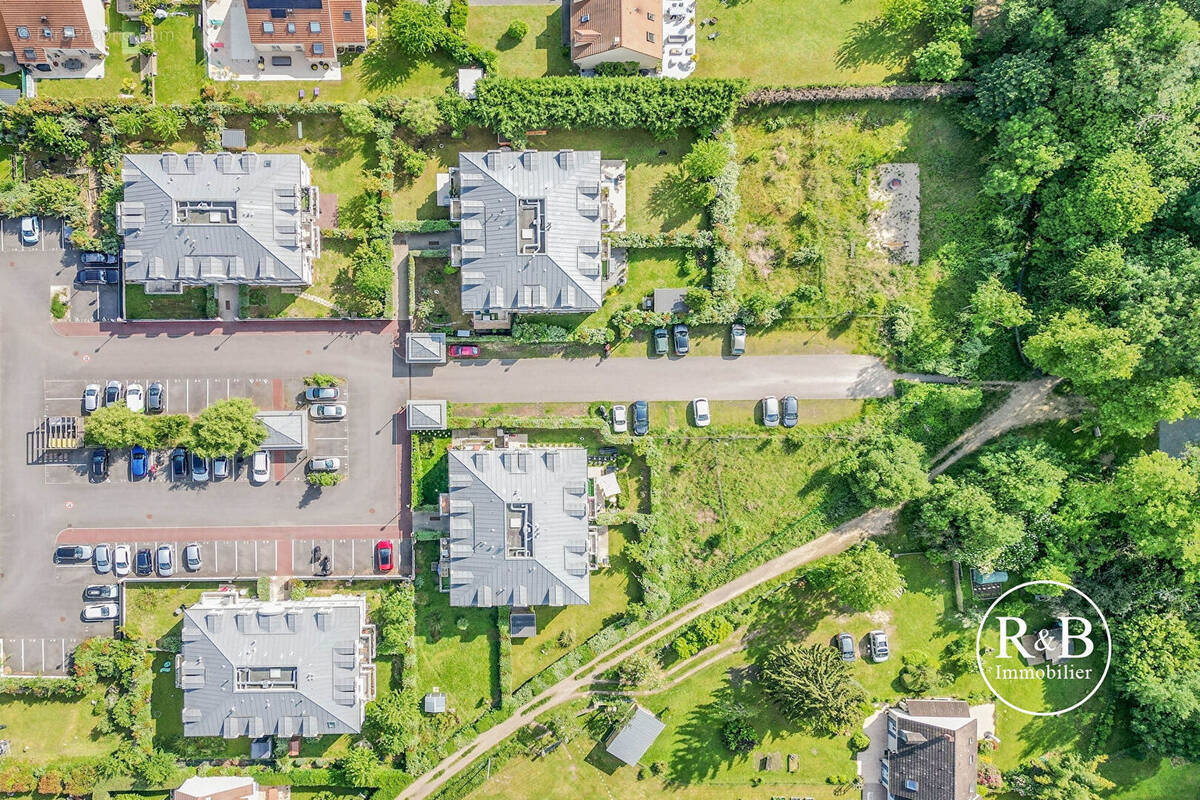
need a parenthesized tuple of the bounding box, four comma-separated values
(135, 548, 153, 576)
(130, 445, 148, 479)
(171, 447, 187, 478)
(632, 400, 649, 436)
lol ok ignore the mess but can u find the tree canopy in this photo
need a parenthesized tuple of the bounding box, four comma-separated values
(761, 642, 867, 733)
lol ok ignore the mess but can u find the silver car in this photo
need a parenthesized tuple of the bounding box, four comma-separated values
(611, 404, 628, 434)
(184, 543, 201, 572)
(304, 386, 340, 402)
(83, 384, 101, 414)
(730, 323, 746, 356)
(93, 544, 111, 574)
(308, 457, 341, 472)
(82, 603, 119, 622)
(761, 396, 780, 427)
(309, 403, 347, 420)
(156, 545, 174, 577)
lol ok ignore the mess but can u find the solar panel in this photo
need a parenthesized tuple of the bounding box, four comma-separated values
(248, 0, 324, 9)
(270, 8, 287, 17)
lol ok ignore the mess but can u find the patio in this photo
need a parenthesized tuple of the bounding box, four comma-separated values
(661, 0, 697, 79)
(202, 0, 344, 82)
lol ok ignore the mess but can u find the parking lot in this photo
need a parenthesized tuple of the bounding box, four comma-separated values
(38, 375, 352, 485)
(0, 216, 67, 253)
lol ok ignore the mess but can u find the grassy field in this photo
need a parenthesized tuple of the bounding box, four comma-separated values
(732, 101, 987, 354)
(0, 693, 120, 762)
(392, 127, 702, 234)
(39, 5, 145, 100)
(154, 15, 206, 104)
(124, 285, 210, 320)
(467, 6, 574, 78)
(693, 0, 914, 85)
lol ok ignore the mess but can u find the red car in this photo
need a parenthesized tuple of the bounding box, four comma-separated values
(376, 540, 394, 572)
(448, 344, 480, 358)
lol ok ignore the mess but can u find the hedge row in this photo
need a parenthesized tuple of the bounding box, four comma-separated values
(511, 620, 636, 706)
(497, 607, 514, 709)
(743, 82, 976, 104)
(607, 230, 716, 249)
(395, 219, 457, 233)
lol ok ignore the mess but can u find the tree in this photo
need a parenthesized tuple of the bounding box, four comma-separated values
(505, 20, 529, 40)
(1024, 309, 1142, 387)
(912, 40, 964, 81)
(150, 414, 193, 448)
(898, 651, 939, 694)
(984, 109, 1074, 202)
(1109, 452, 1200, 565)
(1039, 149, 1165, 244)
(32, 116, 87, 159)
(810, 542, 906, 612)
(968, 275, 1032, 335)
(1116, 612, 1200, 759)
(1007, 752, 1114, 800)
(682, 139, 728, 181)
(617, 651, 663, 690)
(351, 237, 393, 314)
(112, 111, 145, 137)
(761, 642, 867, 733)
(720, 706, 760, 753)
(970, 440, 1068, 519)
(543, 707, 585, 743)
(145, 106, 184, 142)
(190, 397, 267, 458)
(915, 476, 1025, 571)
(340, 102, 377, 136)
(84, 405, 153, 449)
(365, 690, 419, 757)
(1095, 377, 1199, 439)
(400, 97, 442, 137)
(335, 746, 380, 787)
(388, 1, 445, 56)
(834, 430, 929, 508)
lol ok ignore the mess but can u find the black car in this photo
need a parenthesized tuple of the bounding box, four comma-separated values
(171, 447, 187, 478)
(652, 327, 670, 356)
(134, 548, 153, 576)
(80, 251, 119, 266)
(54, 545, 92, 563)
(781, 395, 799, 428)
(147, 382, 164, 412)
(90, 448, 109, 479)
(76, 268, 120, 285)
(632, 400, 650, 436)
(673, 323, 690, 355)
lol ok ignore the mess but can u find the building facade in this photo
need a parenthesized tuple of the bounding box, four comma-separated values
(882, 699, 980, 800)
(0, 0, 108, 80)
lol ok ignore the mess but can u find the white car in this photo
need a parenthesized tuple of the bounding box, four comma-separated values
(82, 603, 119, 622)
(19, 215, 40, 245)
(692, 397, 711, 428)
(868, 629, 890, 663)
(93, 544, 111, 574)
(125, 383, 144, 413)
(250, 450, 270, 484)
(308, 457, 341, 472)
(113, 544, 131, 577)
(611, 404, 628, 434)
(83, 384, 101, 414)
(309, 403, 346, 420)
(762, 396, 780, 427)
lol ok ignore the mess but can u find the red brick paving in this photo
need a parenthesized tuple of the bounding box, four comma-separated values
(272, 378, 285, 410)
(272, 450, 286, 481)
(275, 539, 293, 578)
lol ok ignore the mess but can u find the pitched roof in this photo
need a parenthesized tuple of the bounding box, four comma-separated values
(606, 705, 665, 766)
(444, 446, 591, 607)
(406, 332, 447, 363)
(886, 701, 978, 800)
(456, 150, 605, 314)
(174, 776, 256, 800)
(256, 410, 308, 450)
(117, 152, 318, 286)
(571, 0, 661, 62)
(0, 0, 102, 63)
(241, 0, 366, 53)
(177, 592, 375, 738)
(406, 400, 447, 431)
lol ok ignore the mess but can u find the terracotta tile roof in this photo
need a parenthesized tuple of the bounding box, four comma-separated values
(0, 0, 99, 63)
(328, 0, 367, 45)
(244, 0, 366, 56)
(571, 0, 661, 62)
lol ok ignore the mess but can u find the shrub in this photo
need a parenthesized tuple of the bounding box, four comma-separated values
(303, 372, 343, 386)
(721, 714, 760, 753)
(449, 0, 469, 29)
(899, 651, 939, 694)
(849, 731, 871, 751)
(50, 293, 67, 319)
(289, 580, 309, 600)
(455, 615, 469, 630)
(913, 39, 965, 81)
(256, 575, 271, 599)
(505, 20, 529, 41)
(307, 471, 344, 486)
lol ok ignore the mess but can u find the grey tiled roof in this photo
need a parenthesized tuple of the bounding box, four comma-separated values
(456, 150, 604, 314)
(117, 152, 319, 286)
(886, 701, 978, 800)
(406, 400, 447, 430)
(177, 592, 376, 739)
(406, 332, 446, 363)
(444, 446, 590, 607)
(257, 411, 307, 450)
(606, 705, 665, 766)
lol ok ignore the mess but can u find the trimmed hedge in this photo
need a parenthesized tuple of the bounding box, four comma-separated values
(498, 607, 514, 709)
(395, 219, 457, 233)
(607, 230, 715, 249)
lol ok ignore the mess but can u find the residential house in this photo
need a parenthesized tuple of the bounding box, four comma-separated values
(202, 0, 368, 80)
(175, 590, 376, 739)
(605, 704, 666, 766)
(117, 152, 321, 292)
(882, 699, 979, 800)
(568, 0, 661, 72)
(439, 444, 595, 607)
(173, 776, 289, 800)
(446, 149, 624, 326)
(0, 0, 108, 80)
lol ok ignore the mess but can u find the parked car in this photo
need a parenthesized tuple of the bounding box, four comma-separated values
(730, 323, 747, 356)
(84, 584, 119, 601)
(868, 629, 890, 663)
(448, 344, 480, 358)
(147, 381, 165, 412)
(104, 380, 122, 405)
(304, 386, 340, 402)
(672, 323, 690, 355)
(652, 327, 670, 356)
(250, 450, 270, 484)
(93, 544, 111, 574)
(781, 395, 799, 428)
(113, 544, 131, 577)
(80, 251, 119, 265)
(76, 268, 120, 285)
(761, 396, 780, 427)
(309, 403, 347, 420)
(54, 545, 93, 563)
(156, 545, 174, 577)
(134, 548, 153, 576)
(611, 404, 628, 434)
(376, 540, 394, 572)
(82, 603, 119, 622)
(212, 455, 230, 480)
(170, 447, 187, 478)
(83, 384, 101, 414)
(190, 453, 209, 482)
(129, 445, 148, 479)
(125, 383, 144, 413)
(19, 215, 40, 245)
(308, 457, 341, 472)
(184, 543, 201, 572)
(632, 400, 650, 436)
(837, 632, 856, 662)
(90, 448, 110, 480)
(692, 397, 711, 427)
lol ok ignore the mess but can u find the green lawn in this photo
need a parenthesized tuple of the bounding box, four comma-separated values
(124, 285, 210, 320)
(39, 4, 145, 100)
(693, 0, 914, 85)
(393, 127, 702, 234)
(411, 432, 451, 509)
(154, 15, 207, 104)
(648, 398, 863, 432)
(466, 6, 574, 78)
(512, 525, 641, 686)
(1104, 754, 1200, 799)
(240, 237, 356, 319)
(0, 694, 120, 762)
